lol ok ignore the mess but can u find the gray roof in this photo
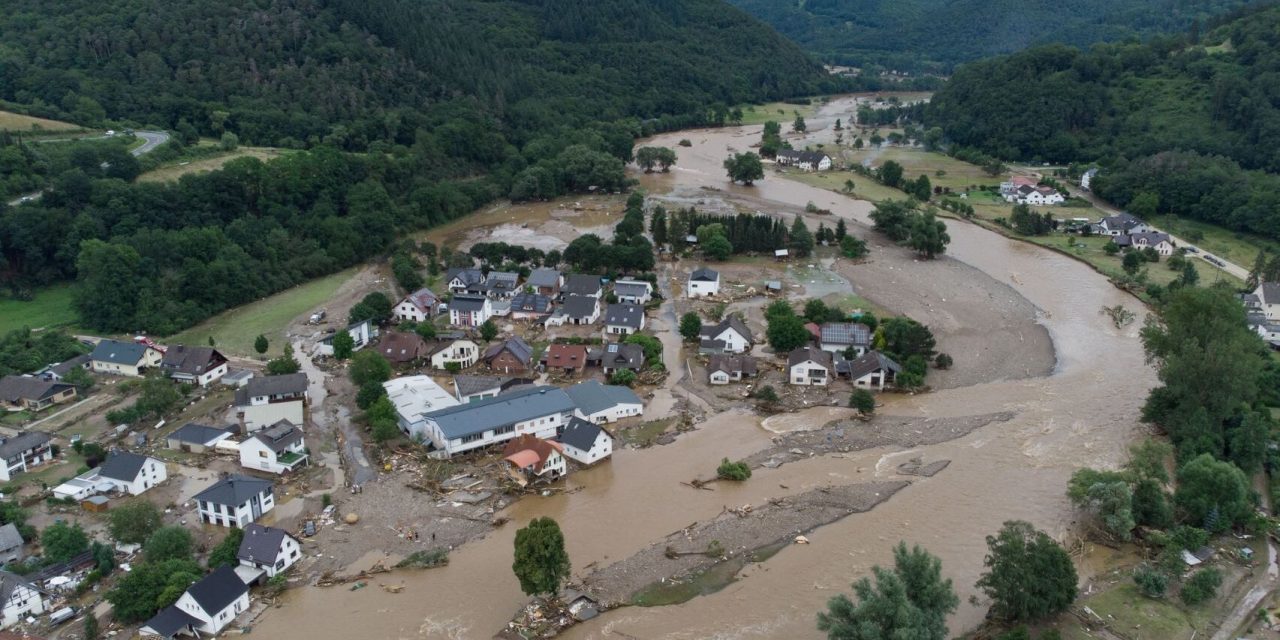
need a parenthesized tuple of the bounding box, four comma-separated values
(484, 337, 533, 366)
(160, 345, 225, 375)
(252, 420, 303, 453)
(604, 303, 644, 329)
(446, 267, 484, 286)
(45, 354, 91, 377)
(90, 339, 150, 365)
(486, 271, 519, 285)
(1129, 231, 1172, 245)
(700, 316, 754, 343)
(0, 431, 51, 459)
(690, 267, 719, 282)
(424, 386, 575, 440)
(0, 523, 23, 551)
(511, 292, 553, 314)
(788, 346, 833, 370)
(0, 375, 74, 403)
(820, 322, 871, 347)
(1257, 282, 1279, 304)
(558, 417, 607, 452)
(708, 354, 757, 376)
(185, 565, 248, 614)
(613, 281, 651, 298)
(453, 374, 508, 398)
(564, 380, 642, 416)
(237, 523, 295, 565)
(1101, 212, 1143, 231)
(168, 423, 233, 445)
(562, 295, 599, 319)
(98, 451, 150, 482)
(779, 149, 829, 164)
(528, 268, 561, 288)
(143, 606, 202, 637)
(449, 294, 488, 313)
(0, 570, 33, 604)
(402, 287, 439, 311)
(591, 343, 645, 370)
(194, 474, 273, 507)
(237, 372, 308, 404)
(844, 351, 903, 379)
(562, 274, 603, 296)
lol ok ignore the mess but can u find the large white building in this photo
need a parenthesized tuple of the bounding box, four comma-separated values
(565, 381, 643, 424)
(419, 386, 575, 457)
(384, 375, 461, 439)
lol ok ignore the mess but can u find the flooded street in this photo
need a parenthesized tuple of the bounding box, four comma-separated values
(255, 97, 1155, 639)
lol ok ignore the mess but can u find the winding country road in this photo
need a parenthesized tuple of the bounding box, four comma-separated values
(4, 129, 170, 206)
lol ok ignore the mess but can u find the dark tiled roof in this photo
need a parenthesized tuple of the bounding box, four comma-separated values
(424, 386, 574, 440)
(237, 523, 294, 565)
(0, 524, 22, 551)
(562, 295, 599, 318)
(238, 373, 308, 404)
(562, 274, 603, 296)
(0, 432, 50, 459)
(1260, 282, 1279, 303)
(844, 351, 903, 379)
(160, 346, 225, 375)
(252, 420, 303, 453)
(604, 304, 644, 329)
(819, 322, 871, 347)
(377, 332, 428, 364)
(446, 268, 484, 287)
(98, 451, 150, 482)
(0, 571, 34, 606)
(787, 346, 832, 370)
(453, 375, 506, 398)
(511, 292, 553, 314)
(90, 339, 150, 365)
(168, 423, 233, 445)
(46, 354, 91, 378)
(185, 565, 248, 614)
(564, 380, 641, 416)
(690, 267, 718, 282)
(142, 606, 201, 637)
(0, 376, 73, 403)
(590, 343, 645, 370)
(558, 417, 605, 452)
(527, 269, 561, 288)
(612, 281, 651, 298)
(699, 316, 753, 343)
(449, 294, 488, 313)
(484, 337, 533, 366)
(194, 474, 273, 507)
(707, 354, 757, 376)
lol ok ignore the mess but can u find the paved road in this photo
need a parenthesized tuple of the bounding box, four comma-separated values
(4, 129, 170, 206)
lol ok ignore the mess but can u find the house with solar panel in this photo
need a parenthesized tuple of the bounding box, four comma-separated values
(819, 322, 872, 357)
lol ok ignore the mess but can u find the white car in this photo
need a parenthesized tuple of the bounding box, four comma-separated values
(105, 130, 115, 136)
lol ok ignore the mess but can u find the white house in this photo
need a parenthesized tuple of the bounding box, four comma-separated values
(167, 423, 234, 453)
(1081, 167, 1098, 191)
(1125, 231, 1176, 256)
(842, 351, 902, 390)
(316, 320, 376, 357)
(0, 525, 23, 565)
(239, 420, 309, 475)
(90, 339, 163, 377)
(788, 346, 833, 386)
(393, 287, 440, 323)
(238, 524, 302, 579)
(384, 375, 460, 437)
(194, 475, 275, 528)
(698, 316, 753, 354)
(565, 380, 643, 424)
(485, 271, 520, 299)
(559, 295, 601, 325)
(707, 354, 757, 384)
(1008, 184, 1064, 206)
(427, 335, 480, 370)
(419, 386, 575, 457)
(448, 294, 492, 328)
(557, 417, 613, 465)
(97, 451, 168, 495)
(561, 274, 603, 300)
(603, 303, 645, 336)
(613, 280, 653, 305)
(1098, 213, 1151, 237)
(234, 373, 308, 433)
(776, 149, 832, 171)
(687, 267, 720, 298)
(0, 432, 53, 482)
(1254, 282, 1280, 321)
(142, 566, 249, 637)
(445, 268, 486, 295)
(502, 435, 567, 485)
(159, 346, 228, 387)
(819, 322, 871, 356)
(0, 570, 45, 629)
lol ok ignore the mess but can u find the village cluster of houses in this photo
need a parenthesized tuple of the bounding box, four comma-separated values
(1242, 281, 1280, 348)
(1095, 212, 1177, 256)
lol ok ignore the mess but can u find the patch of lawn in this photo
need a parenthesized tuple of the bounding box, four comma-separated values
(0, 285, 79, 334)
(0, 110, 81, 133)
(617, 418, 675, 447)
(736, 100, 819, 126)
(167, 268, 357, 357)
(1152, 214, 1280, 268)
(1057, 582, 1216, 640)
(784, 169, 904, 204)
(138, 146, 288, 183)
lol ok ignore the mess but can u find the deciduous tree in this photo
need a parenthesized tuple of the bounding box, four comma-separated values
(818, 542, 958, 640)
(512, 517, 571, 597)
(975, 521, 1077, 622)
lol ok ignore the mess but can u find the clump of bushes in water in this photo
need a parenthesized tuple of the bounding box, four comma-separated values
(717, 458, 751, 481)
(395, 548, 449, 569)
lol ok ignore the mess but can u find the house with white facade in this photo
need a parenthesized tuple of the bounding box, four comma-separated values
(776, 149, 832, 171)
(561, 274, 603, 300)
(0, 376, 77, 412)
(565, 380, 643, 424)
(485, 271, 520, 299)
(0, 570, 45, 629)
(603, 303, 645, 336)
(234, 373, 308, 433)
(167, 423, 234, 453)
(707, 354, 757, 385)
(1007, 184, 1064, 206)
(590, 343, 645, 374)
(159, 345, 228, 387)
(384, 375, 460, 437)
(419, 386, 575, 457)
(819, 322, 872, 356)
(316, 320, 376, 357)
(788, 346, 833, 386)
(1081, 167, 1098, 191)
(0, 525, 23, 566)
(445, 268, 486, 295)
(194, 475, 275, 528)
(453, 375, 531, 403)
(1253, 282, 1280, 321)
(142, 566, 249, 637)
(1097, 212, 1151, 237)
(239, 420, 308, 475)
(841, 351, 902, 390)
(1116, 231, 1176, 256)
(558, 295, 601, 326)
(556, 417, 613, 465)
(502, 435, 567, 485)
(510, 292, 553, 321)
(448, 294, 492, 328)
(427, 334, 480, 370)
(698, 316, 753, 354)
(97, 451, 168, 495)
(687, 267, 720, 298)
(613, 280, 653, 305)
(0, 432, 53, 482)
(90, 339, 163, 377)
(393, 287, 440, 323)
(237, 524, 302, 579)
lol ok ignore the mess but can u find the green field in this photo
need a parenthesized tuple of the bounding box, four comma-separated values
(0, 285, 78, 334)
(1021, 233, 1240, 289)
(1058, 582, 1219, 640)
(168, 268, 357, 357)
(1153, 214, 1279, 269)
(0, 109, 81, 133)
(737, 100, 819, 126)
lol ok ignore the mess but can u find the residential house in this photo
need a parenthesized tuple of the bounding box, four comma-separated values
(38, 354, 91, 382)
(194, 475, 275, 528)
(427, 334, 480, 370)
(590, 343, 645, 375)
(502, 435, 567, 485)
(448, 294, 493, 328)
(542, 344, 588, 376)
(1007, 184, 1064, 206)
(819, 322, 872, 357)
(788, 347, 833, 386)
(316, 320, 376, 357)
(376, 331, 429, 366)
(559, 295, 600, 325)
(221, 369, 254, 388)
(418, 386, 575, 456)
(143, 566, 249, 637)
(776, 149, 832, 171)
(1081, 167, 1098, 191)
(166, 423, 234, 453)
(159, 345, 228, 387)
(565, 380, 643, 423)
(52, 472, 114, 502)
(0, 376, 76, 412)
(510, 292, 553, 321)
(603, 304, 645, 336)
(698, 316, 753, 354)
(483, 337, 534, 374)
(237, 524, 302, 579)
(383, 375, 460, 437)
(0, 433, 52, 482)
(445, 268, 486, 295)
(393, 287, 440, 323)
(98, 451, 167, 495)
(1119, 231, 1176, 256)
(0, 525, 22, 565)
(613, 280, 653, 305)
(1097, 212, 1151, 237)
(687, 267, 720, 298)
(0, 571, 44, 629)
(1253, 282, 1280, 320)
(556, 417, 613, 465)
(527, 268, 562, 297)
(233, 373, 308, 433)
(841, 351, 902, 390)
(998, 176, 1037, 197)
(239, 420, 308, 475)
(89, 339, 162, 377)
(561, 274, 603, 300)
(707, 354, 757, 385)
(453, 375, 532, 404)
(485, 271, 520, 299)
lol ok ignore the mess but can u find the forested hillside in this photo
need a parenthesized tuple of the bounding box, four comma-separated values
(0, 0, 828, 333)
(926, 4, 1280, 240)
(729, 0, 1248, 72)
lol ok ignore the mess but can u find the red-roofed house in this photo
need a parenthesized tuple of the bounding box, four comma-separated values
(394, 288, 440, 323)
(501, 435, 566, 485)
(542, 344, 589, 376)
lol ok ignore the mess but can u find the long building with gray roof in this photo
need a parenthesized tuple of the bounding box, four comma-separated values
(420, 385, 575, 457)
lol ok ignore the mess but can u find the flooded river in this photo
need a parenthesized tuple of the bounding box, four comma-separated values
(255, 96, 1154, 639)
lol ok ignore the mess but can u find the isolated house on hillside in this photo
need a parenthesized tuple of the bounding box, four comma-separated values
(556, 417, 613, 465)
(687, 267, 720, 298)
(393, 287, 440, 323)
(90, 339, 162, 377)
(1253, 282, 1280, 321)
(776, 149, 832, 171)
(0, 376, 76, 412)
(160, 345, 229, 387)
(483, 337, 534, 374)
(234, 373, 307, 432)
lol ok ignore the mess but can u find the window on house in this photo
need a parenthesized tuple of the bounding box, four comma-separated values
(461, 433, 484, 444)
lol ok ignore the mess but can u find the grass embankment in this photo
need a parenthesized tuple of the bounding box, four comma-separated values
(0, 285, 78, 334)
(737, 100, 819, 126)
(0, 109, 82, 133)
(168, 268, 356, 357)
(138, 146, 287, 183)
(1057, 583, 1218, 640)
(1152, 214, 1280, 268)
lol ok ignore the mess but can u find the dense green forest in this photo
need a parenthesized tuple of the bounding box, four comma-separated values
(0, 0, 830, 333)
(728, 0, 1247, 72)
(926, 4, 1280, 240)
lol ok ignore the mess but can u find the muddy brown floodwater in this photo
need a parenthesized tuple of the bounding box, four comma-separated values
(254, 96, 1155, 640)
